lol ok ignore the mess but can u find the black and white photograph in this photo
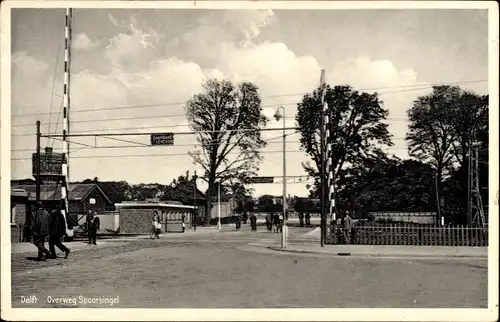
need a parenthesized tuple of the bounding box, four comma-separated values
(1, 1, 498, 321)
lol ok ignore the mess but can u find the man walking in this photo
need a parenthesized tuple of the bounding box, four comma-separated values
(343, 212, 353, 244)
(87, 211, 99, 245)
(265, 213, 272, 232)
(49, 206, 70, 259)
(298, 212, 304, 227)
(249, 212, 257, 231)
(31, 203, 51, 261)
(235, 214, 241, 231)
(305, 212, 311, 227)
(192, 208, 198, 232)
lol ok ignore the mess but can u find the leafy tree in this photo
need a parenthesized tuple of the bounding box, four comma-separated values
(227, 181, 253, 213)
(296, 85, 393, 205)
(406, 86, 488, 224)
(185, 78, 268, 225)
(340, 157, 437, 218)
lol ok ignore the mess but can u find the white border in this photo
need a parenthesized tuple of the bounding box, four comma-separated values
(1, 1, 498, 321)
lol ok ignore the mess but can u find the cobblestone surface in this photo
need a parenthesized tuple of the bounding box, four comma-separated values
(10, 228, 488, 308)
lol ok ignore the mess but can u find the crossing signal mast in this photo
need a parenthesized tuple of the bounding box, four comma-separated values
(468, 140, 486, 227)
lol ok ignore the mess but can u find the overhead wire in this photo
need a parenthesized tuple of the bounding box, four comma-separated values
(11, 79, 487, 119)
(47, 40, 62, 146)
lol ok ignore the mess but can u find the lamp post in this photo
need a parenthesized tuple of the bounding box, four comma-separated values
(217, 181, 222, 232)
(274, 106, 288, 249)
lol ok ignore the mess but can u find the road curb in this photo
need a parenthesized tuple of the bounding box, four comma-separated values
(267, 246, 488, 259)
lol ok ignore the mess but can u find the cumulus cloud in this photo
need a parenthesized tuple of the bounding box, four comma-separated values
(73, 32, 100, 50)
(11, 10, 431, 195)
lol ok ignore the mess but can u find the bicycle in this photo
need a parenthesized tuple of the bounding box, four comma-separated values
(149, 227, 160, 240)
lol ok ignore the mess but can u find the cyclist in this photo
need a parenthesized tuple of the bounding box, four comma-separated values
(152, 210, 161, 239)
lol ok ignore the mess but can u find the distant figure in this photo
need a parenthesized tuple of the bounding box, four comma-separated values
(242, 212, 248, 225)
(273, 213, 280, 233)
(192, 209, 198, 232)
(87, 211, 100, 245)
(235, 214, 241, 231)
(305, 212, 311, 227)
(265, 213, 272, 232)
(49, 207, 70, 259)
(298, 212, 304, 227)
(182, 213, 186, 233)
(343, 213, 353, 244)
(152, 210, 161, 238)
(249, 213, 257, 231)
(31, 204, 51, 261)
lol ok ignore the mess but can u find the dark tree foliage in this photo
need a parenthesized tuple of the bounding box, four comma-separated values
(296, 85, 393, 202)
(338, 157, 437, 218)
(406, 86, 488, 224)
(185, 78, 268, 226)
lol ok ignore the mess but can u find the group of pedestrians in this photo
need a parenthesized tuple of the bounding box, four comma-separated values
(265, 212, 283, 233)
(31, 205, 103, 261)
(336, 213, 355, 244)
(31, 203, 70, 261)
(297, 212, 312, 227)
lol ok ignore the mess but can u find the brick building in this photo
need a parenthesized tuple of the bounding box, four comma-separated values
(115, 201, 197, 234)
(11, 183, 113, 239)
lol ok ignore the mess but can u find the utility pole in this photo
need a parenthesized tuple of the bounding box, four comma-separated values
(274, 106, 287, 248)
(193, 170, 197, 232)
(468, 141, 486, 227)
(36, 121, 41, 205)
(217, 181, 222, 232)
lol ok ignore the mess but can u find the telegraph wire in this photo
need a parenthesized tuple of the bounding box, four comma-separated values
(10, 146, 413, 160)
(11, 79, 487, 119)
(10, 136, 410, 153)
(47, 40, 62, 145)
(11, 117, 411, 135)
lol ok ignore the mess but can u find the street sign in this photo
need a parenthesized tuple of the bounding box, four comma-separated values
(151, 133, 174, 146)
(32, 152, 63, 177)
(247, 176, 274, 184)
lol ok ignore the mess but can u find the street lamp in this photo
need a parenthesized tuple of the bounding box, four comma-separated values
(274, 106, 288, 249)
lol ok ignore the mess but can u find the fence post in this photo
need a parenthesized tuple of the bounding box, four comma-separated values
(453, 225, 456, 246)
(403, 223, 408, 246)
(389, 223, 393, 245)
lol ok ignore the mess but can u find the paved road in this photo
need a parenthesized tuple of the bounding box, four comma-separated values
(10, 227, 487, 308)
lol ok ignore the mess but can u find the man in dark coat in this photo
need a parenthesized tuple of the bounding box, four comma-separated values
(273, 213, 280, 233)
(235, 214, 241, 230)
(87, 211, 100, 245)
(49, 207, 70, 259)
(298, 212, 304, 227)
(265, 213, 272, 232)
(249, 213, 257, 231)
(31, 204, 51, 261)
(305, 212, 311, 227)
(192, 209, 198, 232)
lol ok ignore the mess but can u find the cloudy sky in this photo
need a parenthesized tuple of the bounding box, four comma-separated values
(10, 7, 488, 197)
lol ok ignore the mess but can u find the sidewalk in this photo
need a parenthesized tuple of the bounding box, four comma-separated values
(265, 243, 488, 258)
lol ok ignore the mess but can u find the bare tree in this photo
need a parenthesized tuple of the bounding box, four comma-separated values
(185, 78, 268, 226)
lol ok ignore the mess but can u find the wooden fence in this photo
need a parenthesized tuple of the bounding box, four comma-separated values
(327, 223, 488, 247)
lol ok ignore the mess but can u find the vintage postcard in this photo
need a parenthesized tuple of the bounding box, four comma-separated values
(1, 1, 498, 321)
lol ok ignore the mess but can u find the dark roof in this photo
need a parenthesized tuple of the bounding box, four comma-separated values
(12, 183, 112, 204)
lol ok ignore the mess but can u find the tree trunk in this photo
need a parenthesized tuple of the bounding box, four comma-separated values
(204, 174, 216, 227)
